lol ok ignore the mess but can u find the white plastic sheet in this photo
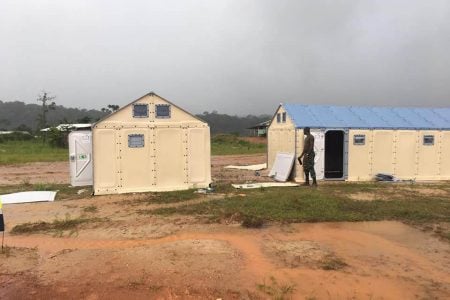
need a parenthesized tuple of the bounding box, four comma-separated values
(232, 182, 299, 189)
(0, 191, 57, 204)
(268, 152, 295, 182)
(224, 163, 267, 171)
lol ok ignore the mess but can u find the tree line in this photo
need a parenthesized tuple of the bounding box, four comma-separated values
(0, 96, 270, 136)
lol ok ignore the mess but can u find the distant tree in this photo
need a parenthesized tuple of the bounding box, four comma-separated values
(47, 127, 67, 148)
(77, 116, 92, 123)
(58, 117, 70, 124)
(15, 124, 32, 133)
(101, 104, 119, 114)
(36, 91, 56, 129)
(196, 112, 271, 136)
(108, 104, 119, 112)
(0, 118, 10, 127)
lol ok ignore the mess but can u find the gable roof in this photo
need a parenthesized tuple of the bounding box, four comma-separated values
(94, 92, 206, 125)
(283, 104, 450, 130)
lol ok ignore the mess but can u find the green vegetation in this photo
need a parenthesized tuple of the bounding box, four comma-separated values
(211, 134, 266, 155)
(196, 111, 270, 135)
(10, 214, 105, 236)
(0, 183, 92, 201)
(257, 276, 296, 300)
(82, 205, 98, 213)
(241, 215, 264, 228)
(0, 133, 266, 165)
(123, 189, 201, 209)
(150, 183, 450, 226)
(0, 139, 68, 165)
(0, 100, 105, 132)
(319, 255, 348, 270)
(144, 189, 201, 204)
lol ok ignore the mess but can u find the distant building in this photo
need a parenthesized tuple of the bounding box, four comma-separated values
(40, 124, 92, 132)
(0, 131, 32, 135)
(268, 103, 450, 182)
(248, 120, 270, 137)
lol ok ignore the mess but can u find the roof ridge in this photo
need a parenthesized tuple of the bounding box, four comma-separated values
(283, 103, 450, 110)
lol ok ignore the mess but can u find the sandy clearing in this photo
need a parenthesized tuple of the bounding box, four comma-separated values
(0, 161, 70, 185)
(2, 221, 450, 299)
(1, 154, 450, 299)
(0, 154, 268, 186)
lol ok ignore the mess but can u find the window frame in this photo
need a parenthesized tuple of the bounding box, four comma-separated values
(155, 104, 171, 119)
(276, 113, 281, 123)
(423, 135, 434, 146)
(282, 112, 286, 123)
(128, 134, 145, 148)
(353, 134, 366, 145)
(132, 104, 149, 118)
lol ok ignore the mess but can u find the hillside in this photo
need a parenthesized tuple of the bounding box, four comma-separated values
(0, 101, 107, 131)
(0, 101, 270, 135)
(196, 112, 271, 135)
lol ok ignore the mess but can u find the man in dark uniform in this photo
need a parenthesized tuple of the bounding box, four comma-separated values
(298, 127, 317, 186)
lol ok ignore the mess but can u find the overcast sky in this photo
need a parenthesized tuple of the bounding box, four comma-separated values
(1, 0, 449, 115)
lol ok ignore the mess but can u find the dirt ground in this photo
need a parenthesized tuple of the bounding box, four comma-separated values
(1, 155, 450, 299)
(0, 161, 70, 185)
(0, 154, 268, 185)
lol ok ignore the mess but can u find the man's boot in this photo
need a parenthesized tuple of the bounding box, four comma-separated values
(312, 176, 317, 187)
(303, 172, 310, 186)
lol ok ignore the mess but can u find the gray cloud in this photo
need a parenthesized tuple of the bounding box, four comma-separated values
(1, 0, 449, 115)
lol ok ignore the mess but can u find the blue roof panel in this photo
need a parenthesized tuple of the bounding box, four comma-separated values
(283, 104, 450, 130)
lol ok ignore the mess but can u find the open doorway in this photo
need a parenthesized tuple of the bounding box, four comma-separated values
(324, 130, 344, 179)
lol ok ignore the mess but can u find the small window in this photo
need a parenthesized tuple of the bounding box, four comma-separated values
(133, 104, 148, 118)
(276, 113, 281, 123)
(282, 112, 286, 123)
(128, 134, 145, 148)
(353, 134, 365, 145)
(423, 135, 434, 146)
(156, 104, 171, 118)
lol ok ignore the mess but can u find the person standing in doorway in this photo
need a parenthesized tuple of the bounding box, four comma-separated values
(298, 127, 317, 186)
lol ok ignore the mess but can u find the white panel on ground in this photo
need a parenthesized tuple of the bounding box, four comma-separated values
(0, 191, 57, 204)
(224, 163, 267, 171)
(268, 152, 295, 182)
(232, 182, 299, 189)
(310, 130, 325, 180)
(69, 131, 93, 186)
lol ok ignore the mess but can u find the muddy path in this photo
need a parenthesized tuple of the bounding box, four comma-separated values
(2, 221, 450, 299)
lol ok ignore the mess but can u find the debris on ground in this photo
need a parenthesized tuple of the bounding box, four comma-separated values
(232, 182, 299, 189)
(0, 191, 57, 204)
(224, 163, 267, 171)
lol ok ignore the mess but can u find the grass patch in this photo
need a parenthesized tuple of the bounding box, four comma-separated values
(0, 139, 68, 165)
(11, 214, 105, 236)
(319, 255, 348, 270)
(124, 189, 201, 207)
(82, 205, 98, 213)
(151, 183, 450, 225)
(149, 189, 200, 204)
(257, 276, 296, 300)
(211, 134, 266, 155)
(241, 215, 264, 228)
(0, 245, 13, 257)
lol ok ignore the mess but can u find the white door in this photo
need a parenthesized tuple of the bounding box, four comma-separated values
(310, 129, 325, 180)
(69, 131, 93, 186)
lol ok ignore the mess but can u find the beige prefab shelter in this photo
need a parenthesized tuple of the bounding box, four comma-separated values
(268, 104, 450, 182)
(93, 92, 211, 195)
